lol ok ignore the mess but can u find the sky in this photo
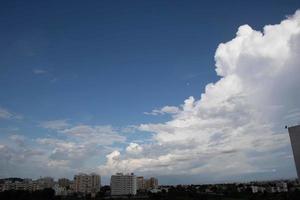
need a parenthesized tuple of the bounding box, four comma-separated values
(0, 0, 300, 185)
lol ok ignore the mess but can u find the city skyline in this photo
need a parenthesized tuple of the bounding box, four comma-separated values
(1, 0, 300, 185)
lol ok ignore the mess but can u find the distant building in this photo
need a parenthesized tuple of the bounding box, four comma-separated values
(15, 181, 27, 190)
(37, 177, 55, 189)
(90, 173, 101, 195)
(249, 185, 265, 193)
(73, 173, 101, 195)
(251, 186, 259, 193)
(53, 184, 68, 196)
(110, 173, 137, 196)
(276, 182, 288, 192)
(144, 177, 158, 190)
(137, 176, 145, 190)
(1, 179, 45, 192)
(2, 181, 14, 191)
(58, 178, 71, 188)
(288, 125, 300, 178)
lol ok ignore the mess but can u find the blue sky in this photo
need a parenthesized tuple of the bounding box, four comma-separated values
(1, 0, 299, 126)
(1, 0, 300, 184)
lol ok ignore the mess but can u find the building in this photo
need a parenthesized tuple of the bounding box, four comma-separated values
(53, 184, 68, 196)
(110, 173, 137, 196)
(288, 125, 300, 178)
(251, 186, 259, 193)
(74, 174, 88, 193)
(37, 177, 55, 189)
(90, 173, 101, 195)
(73, 173, 101, 195)
(2, 181, 14, 191)
(1, 180, 41, 192)
(276, 182, 288, 192)
(144, 177, 158, 190)
(137, 176, 145, 190)
(15, 181, 27, 190)
(58, 178, 71, 188)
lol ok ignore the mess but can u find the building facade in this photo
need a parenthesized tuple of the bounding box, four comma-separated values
(110, 173, 137, 195)
(136, 176, 145, 190)
(73, 173, 101, 194)
(144, 177, 158, 190)
(288, 125, 300, 178)
(90, 173, 101, 194)
(37, 177, 55, 189)
(58, 178, 71, 188)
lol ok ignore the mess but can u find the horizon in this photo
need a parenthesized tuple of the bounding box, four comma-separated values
(0, 174, 297, 186)
(1, 0, 300, 185)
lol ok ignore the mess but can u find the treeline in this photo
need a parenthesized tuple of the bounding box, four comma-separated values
(147, 187, 300, 200)
(0, 188, 55, 200)
(1, 188, 300, 200)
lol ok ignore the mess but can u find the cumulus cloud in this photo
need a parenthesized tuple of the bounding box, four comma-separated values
(98, 10, 300, 180)
(1, 123, 127, 178)
(0, 134, 52, 178)
(33, 124, 126, 173)
(126, 143, 143, 154)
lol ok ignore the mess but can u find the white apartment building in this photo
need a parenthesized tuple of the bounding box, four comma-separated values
(110, 173, 137, 196)
(73, 173, 101, 194)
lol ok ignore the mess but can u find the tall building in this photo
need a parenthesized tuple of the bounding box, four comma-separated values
(90, 173, 101, 194)
(288, 125, 300, 178)
(110, 173, 137, 196)
(144, 177, 158, 190)
(73, 173, 101, 194)
(137, 176, 145, 190)
(58, 178, 71, 188)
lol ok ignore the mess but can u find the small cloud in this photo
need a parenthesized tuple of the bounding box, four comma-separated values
(50, 78, 58, 83)
(0, 107, 23, 120)
(0, 107, 13, 119)
(9, 134, 26, 146)
(121, 125, 138, 133)
(33, 69, 47, 75)
(144, 106, 180, 116)
(126, 143, 143, 154)
(39, 119, 70, 131)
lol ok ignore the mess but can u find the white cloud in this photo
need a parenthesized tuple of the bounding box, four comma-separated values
(0, 134, 51, 179)
(0, 123, 127, 178)
(9, 135, 26, 146)
(0, 107, 22, 120)
(62, 125, 126, 145)
(126, 143, 143, 154)
(0, 107, 13, 119)
(144, 106, 180, 116)
(33, 124, 126, 173)
(39, 119, 70, 130)
(98, 10, 300, 180)
(33, 69, 47, 74)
